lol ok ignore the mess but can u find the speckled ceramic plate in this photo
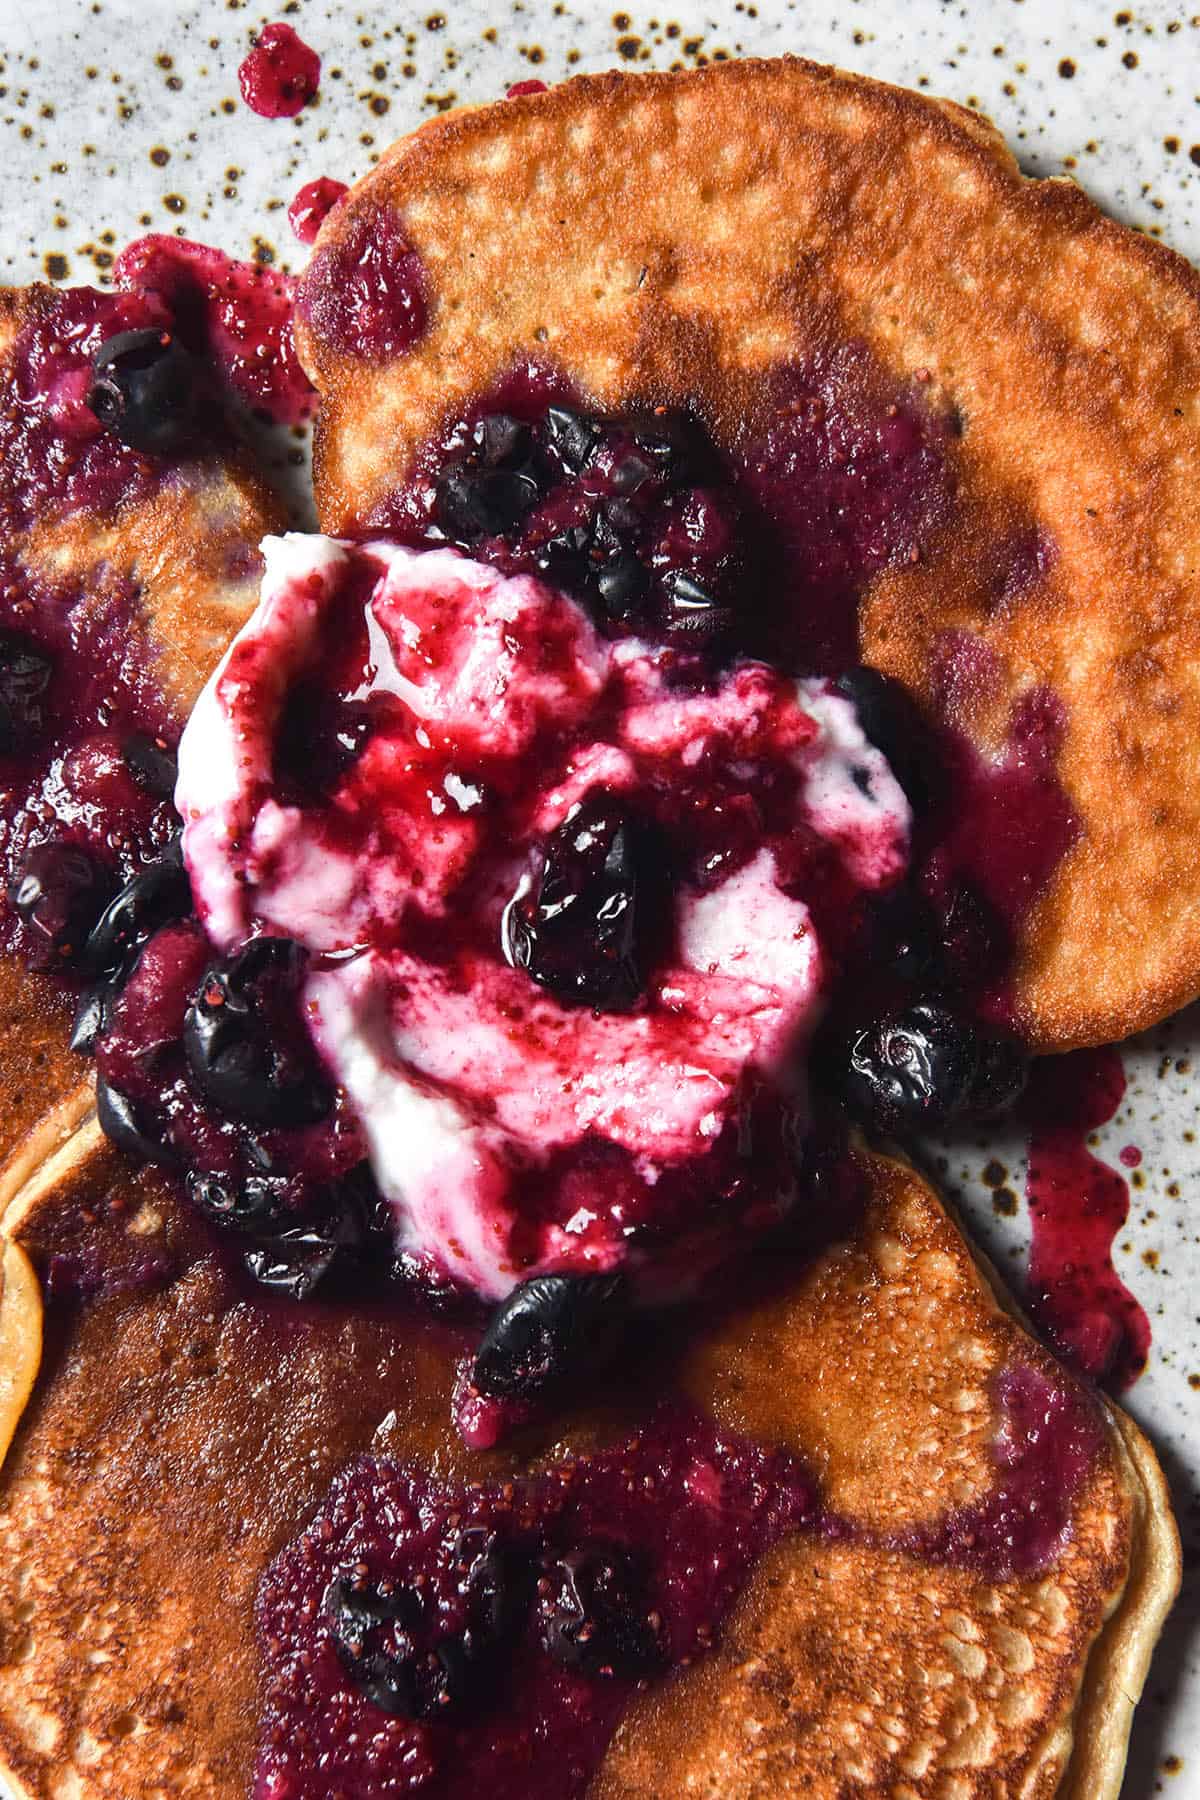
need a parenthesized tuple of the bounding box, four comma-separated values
(0, 1, 1196, 1795)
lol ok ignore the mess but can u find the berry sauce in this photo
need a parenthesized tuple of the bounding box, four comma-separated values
(238, 22, 321, 120)
(919, 675, 1080, 1018)
(288, 177, 349, 246)
(1021, 1046, 1150, 1390)
(0, 285, 173, 531)
(506, 80, 549, 98)
(0, 558, 178, 967)
(296, 207, 429, 361)
(255, 1362, 1102, 1799)
(114, 236, 315, 426)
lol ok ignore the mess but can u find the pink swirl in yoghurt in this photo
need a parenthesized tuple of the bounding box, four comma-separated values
(177, 536, 910, 1300)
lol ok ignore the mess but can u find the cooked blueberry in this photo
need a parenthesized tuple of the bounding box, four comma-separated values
(865, 886, 940, 983)
(339, 1645, 420, 1718)
(183, 936, 332, 1128)
(243, 1227, 342, 1300)
(535, 522, 593, 590)
(836, 999, 1026, 1133)
(95, 1074, 173, 1166)
(0, 631, 53, 751)
(938, 880, 1011, 991)
(121, 732, 178, 798)
(84, 845, 191, 976)
(542, 405, 601, 473)
(537, 1544, 662, 1677)
(967, 1027, 1030, 1116)
(435, 465, 541, 544)
(471, 411, 533, 469)
(472, 1271, 628, 1403)
(660, 568, 734, 642)
(10, 842, 113, 966)
(452, 1527, 524, 1648)
(627, 409, 710, 484)
(503, 795, 643, 1007)
(87, 328, 199, 456)
(594, 549, 649, 621)
(326, 1574, 422, 1647)
(275, 686, 374, 800)
(833, 666, 939, 813)
(69, 980, 112, 1055)
(187, 1169, 290, 1235)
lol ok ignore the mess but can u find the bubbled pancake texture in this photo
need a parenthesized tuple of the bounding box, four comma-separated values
(0, 1143, 1148, 1800)
(299, 58, 1200, 1055)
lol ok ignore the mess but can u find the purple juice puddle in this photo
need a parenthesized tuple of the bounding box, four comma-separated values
(1022, 1047, 1150, 1391)
(254, 1406, 817, 1800)
(890, 1361, 1103, 1580)
(736, 345, 955, 671)
(296, 206, 429, 362)
(0, 286, 172, 531)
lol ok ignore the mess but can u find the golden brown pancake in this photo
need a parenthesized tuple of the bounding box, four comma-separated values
(296, 58, 1200, 1053)
(0, 1134, 1177, 1798)
(0, 284, 282, 1177)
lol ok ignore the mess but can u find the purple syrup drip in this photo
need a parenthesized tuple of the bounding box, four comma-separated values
(296, 206, 429, 361)
(255, 1365, 1102, 1799)
(1022, 1047, 1150, 1391)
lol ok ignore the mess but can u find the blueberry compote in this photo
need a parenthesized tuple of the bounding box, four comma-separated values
(114, 236, 315, 427)
(0, 286, 178, 532)
(362, 350, 953, 673)
(256, 1363, 1102, 1799)
(254, 1406, 818, 1800)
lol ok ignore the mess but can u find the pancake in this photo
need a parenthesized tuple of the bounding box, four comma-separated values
(0, 283, 281, 1176)
(296, 58, 1200, 1054)
(0, 1133, 1177, 1798)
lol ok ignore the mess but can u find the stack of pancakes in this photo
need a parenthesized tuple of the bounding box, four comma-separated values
(0, 61, 1185, 1798)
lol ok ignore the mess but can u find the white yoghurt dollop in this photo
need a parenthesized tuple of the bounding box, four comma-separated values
(177, 534, 910, 1300)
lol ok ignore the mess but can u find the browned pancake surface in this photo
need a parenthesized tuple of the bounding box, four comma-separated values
(298, 60, 1200, 1052)
(0, 1137, 1176, 1799)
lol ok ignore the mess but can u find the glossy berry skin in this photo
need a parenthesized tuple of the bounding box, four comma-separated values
(472, 1271, 629, 1404)
(838, 998, 1028, 1133)
(121, 732, 178, 799)
(183, 936, 332, 1129)
(327, 1527, 523, 1721)
(503, 795, 643, 1008)
(0, 631, 53, 751)
(95, 1073, 173, 1166)
(84, 840, 191, 977)
(9, 842, 113, 967)
(537, 1544, 662, 1677)
(833, 665, 939, 814)
(87, 328, 199, 456)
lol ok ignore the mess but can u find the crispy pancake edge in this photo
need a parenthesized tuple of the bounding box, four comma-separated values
(0, 1132, 1178, 1799)
(296, 57, 1200, 1053)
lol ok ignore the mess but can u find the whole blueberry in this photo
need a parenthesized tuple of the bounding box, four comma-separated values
(537, 1543, 662, 1677)
(87, 328, 199, 456)
(472, 1271, 629, 1404)
(10, 842, 113, 966)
